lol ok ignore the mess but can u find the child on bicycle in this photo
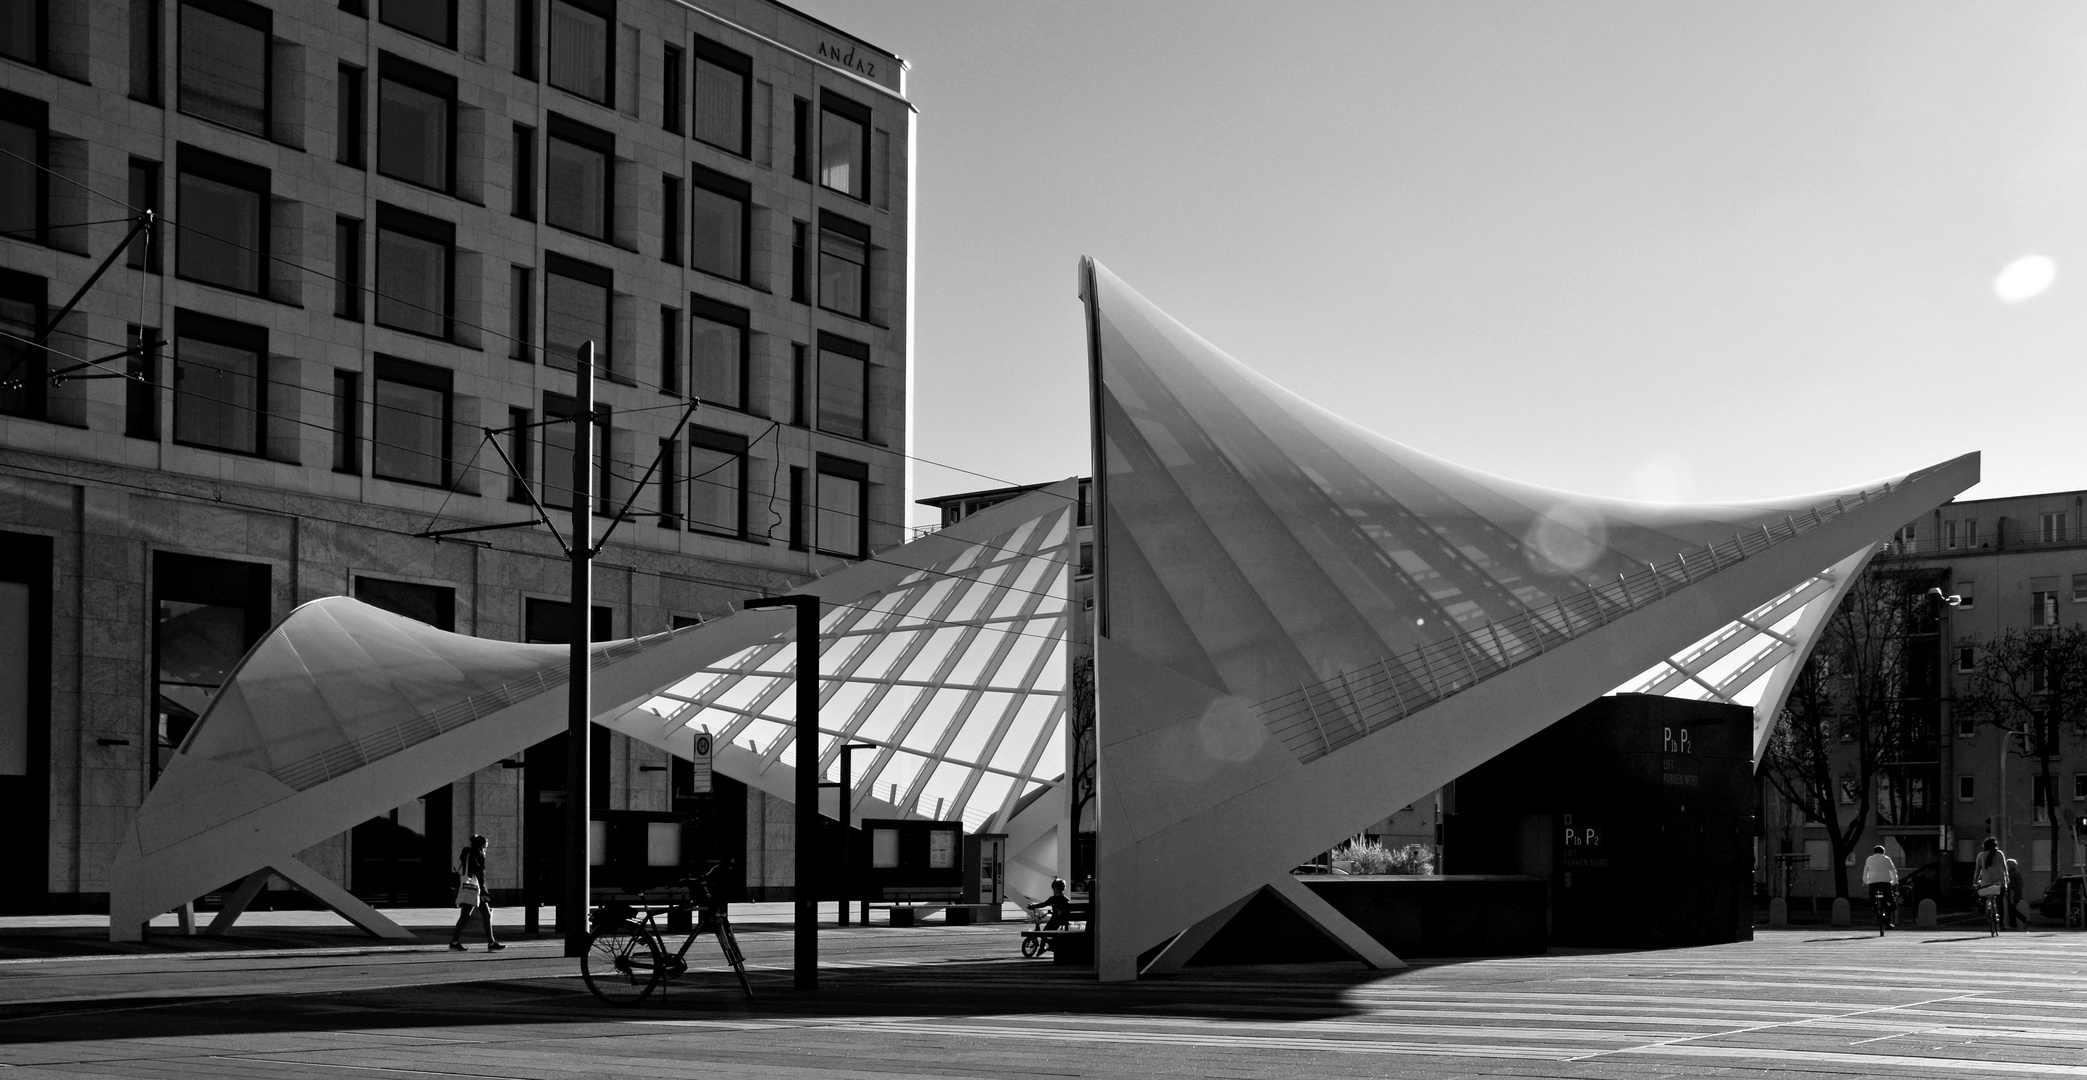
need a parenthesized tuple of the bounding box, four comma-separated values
(1029, 878, 1073, 931)
(1861, 844, 1899, 929)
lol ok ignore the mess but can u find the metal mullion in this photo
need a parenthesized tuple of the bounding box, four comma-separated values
(943, 607, 1068, 823)
(1637, 576, 1828, 695)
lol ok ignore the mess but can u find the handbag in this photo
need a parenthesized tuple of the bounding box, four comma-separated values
(453, 855, 482, 908)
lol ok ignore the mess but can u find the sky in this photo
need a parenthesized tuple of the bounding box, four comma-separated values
(787, 1, 2087, 523)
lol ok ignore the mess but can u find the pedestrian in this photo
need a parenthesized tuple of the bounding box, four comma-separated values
(449, 834, 506, 952)
(1860, 844, 1899, 930)
(1973, 837, 2008, 928)
(2006, 857, 2029, 930)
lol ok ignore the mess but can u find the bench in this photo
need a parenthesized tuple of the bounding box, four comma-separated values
(864, 887, 1006, 926)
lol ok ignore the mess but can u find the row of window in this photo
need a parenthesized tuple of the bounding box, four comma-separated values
(1899, 511, 2079, 550)
(1951, 772, 2087, 803)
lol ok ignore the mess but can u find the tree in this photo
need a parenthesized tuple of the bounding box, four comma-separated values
(1762, 568, 1937, 900)
(1953, 625, 2087, 878)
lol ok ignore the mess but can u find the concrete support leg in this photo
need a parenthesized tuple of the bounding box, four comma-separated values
(1264, 874, 1405, 970)
(1138, 889, 1260, 977)
(267, 858, 416, 940)
(176, 902, 196, 936)
(204, 868, 275, 935)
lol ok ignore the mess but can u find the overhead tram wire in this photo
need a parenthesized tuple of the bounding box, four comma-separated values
(0, 144, 1087, 510)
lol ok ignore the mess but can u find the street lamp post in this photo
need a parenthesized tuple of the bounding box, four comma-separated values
(563, 341, 596, 959)
(743, 593, 821, 992)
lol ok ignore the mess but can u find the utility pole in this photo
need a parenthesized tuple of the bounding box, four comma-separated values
(742, 593, 820, 990)
(564, 341, 596, 959)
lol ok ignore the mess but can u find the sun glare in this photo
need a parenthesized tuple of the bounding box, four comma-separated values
(1993, 254, 2057, 303)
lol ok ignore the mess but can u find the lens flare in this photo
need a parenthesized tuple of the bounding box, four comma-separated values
(1994, 254, 2057, 303)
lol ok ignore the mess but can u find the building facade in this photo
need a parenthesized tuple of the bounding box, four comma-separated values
(1762, 489, 2087, 908)
(0, 0, 912, 913)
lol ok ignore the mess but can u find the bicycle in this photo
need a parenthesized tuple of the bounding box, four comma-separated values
(581, 865, 754, 1006)
(1869, 883, 1897, 936)
(1978, 885, 2003, 937)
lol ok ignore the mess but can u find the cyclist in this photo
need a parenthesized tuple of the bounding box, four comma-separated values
(1861, 844, 1899, 930)
(1029, 878, 1073, 931)
(1973, 837, 2008, 932)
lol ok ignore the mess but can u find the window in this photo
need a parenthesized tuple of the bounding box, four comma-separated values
(511, 123, 535, 219)
(1957, 774, 1975, 801)
(2042, 511, 2068, 543)
(353, 577, 456, 630)
(333, 216, 362, 319)
(688, 297, 746, 410)
(547, 0, 610, 105)
(522, 596, 610, 644)
(0, 270, 45, 421)
(175, 146, 267, 295)
(332, 369, 359, 472)
(656, 437, 677, 526)
(2075, 773, 2087, 801)
(126, 325, 160, 439)
(819, 91, 869, 200)
(1958, 593, 1975, 610)
(540, 392, 608, 511)
(686, 427, 745, 537)
(544, 253, 611, 374)
(662, 44, 682, 134)
(870, 829, 898, 868)
(130, 0, 160, 103)
(788, 465, 806, 549)
(372, 356, 451, 487)
(336, 64, 365, 167)
(508, 265, 533, 360)
(374, 204, 452, 340)
(341, 0, 366, 16)
(1896, 524, 1915, 545)
(514, 0, 535, 78)
(789, 219, 807, 302)
(505, 406, 531, 502)
(546, 114, 611, 239)
(2032, 583, 2059, 628)
(658, 305, 678, 393)
(661, 174, 681, 265)
(3, 0, 42, 66)
(2034, 775, 2052, 822)
(1945, 520, 1957, 550)
(379, 0, 453, 47)
(1956, 646, 1975, 673)
(1965, 518, 1977, 547)
(0, 91, 46, 246)
(153, 552, 269, 780)
(2074, 574, 2087, 603)
(377, 55, 455, 192)
(171, 310, 266, 455)
(178, 0, 270, 136)
(1956, 712, 1975, 738)
(815, 455, 867, 558)
(789, 341, 805, 425)
(126, 158, 161, 272)
(818, 212, 869, 318)
(691, 36, 749, 156)
(689, 166, 747, 281)
(791, 96, 809, 181)
(928, 829, 956, 868)
(817, 332, 868, 440)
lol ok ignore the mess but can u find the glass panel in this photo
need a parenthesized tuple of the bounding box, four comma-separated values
(545, 135, 606, 237)
(544, 270, 608, 371)
(927, 830, 956, 866)
(373, 377, 444, 485)
(379, 0, 451, 45)
(156, 599, 244, 755)
(378, 77, 449, 190)
(870, 829, 898, 868)
(179, 5, 266, 134)
(818, 231, 865, 317)
(0, 582, 25, 776)
(817, 347, 865, 438)
(645, 821, 680, 867)
(687, 442, 741, 535)
(689, 314, 741, 408)
(817, 471, 863, 557)
(375, 227, 446, 337)
(0, 120, 35, 242)
(692, 56, 743, 153)
(547, 0, 607, 102)
(0, 0, 39, 64)
(176, 171, 261, 292)
(820, 106, 865, 198)
(173, 335, 258, 453)
(689, 185, 742, 279)
(588, 819, 607, 865)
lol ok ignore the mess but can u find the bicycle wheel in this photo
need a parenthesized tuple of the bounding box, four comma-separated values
(711, 914, 754, 999)
(583, 923, 664, 1006)
(1021, 935, 1044, 958)
(1986, 897, 2001, 937)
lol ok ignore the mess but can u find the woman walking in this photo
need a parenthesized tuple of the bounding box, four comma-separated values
(449, 834, 506, 952)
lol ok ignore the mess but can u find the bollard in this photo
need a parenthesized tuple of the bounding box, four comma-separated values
(1768, 897, 1788, 926)
(1917, 898, 1937, 928)
(1831, 897, 1851, 926)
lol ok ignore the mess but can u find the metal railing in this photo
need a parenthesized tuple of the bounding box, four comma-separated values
(1255, 475, 1917, 764)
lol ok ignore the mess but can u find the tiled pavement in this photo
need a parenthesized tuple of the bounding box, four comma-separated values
(0, 918, 2084, 1078)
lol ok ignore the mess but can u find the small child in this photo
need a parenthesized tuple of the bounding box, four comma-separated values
(1030, 878, 1072, 931)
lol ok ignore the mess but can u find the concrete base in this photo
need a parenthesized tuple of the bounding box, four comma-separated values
(1831, 898, 1851, 926)
(1768, 897, 1788, 926)
(1181, 876, 1544, 966)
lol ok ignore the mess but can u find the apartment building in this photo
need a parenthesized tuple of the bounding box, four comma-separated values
(0, 0, 912, 912)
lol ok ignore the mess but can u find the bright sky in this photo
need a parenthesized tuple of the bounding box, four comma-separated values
(789, 2, 2087, 522)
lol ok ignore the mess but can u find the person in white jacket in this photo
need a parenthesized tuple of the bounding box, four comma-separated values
(1861, 844, 1900, 930)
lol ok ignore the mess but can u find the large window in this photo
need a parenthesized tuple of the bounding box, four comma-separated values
(691, 36, 749, 156)
(661, 44, 682, 134)
(817, 332, 868, 440)
(0, 270, 45, 421)
(512, 123, 535, 219)
(176, 145, 268, 295)
(374, 204, 453, 339)
(333, 215, 362, 319)
(686, 426, 745, 537)
(540, 391, 608, 511)
(546, 114, 611, 239)
(514, 0, 535, 77)
(178, 0, 270, 136)
(688, 297, 746, 411)
(660, 174, 680, 265)
(336, 64, 365, 167)
(172, 310, 266, 455)
(379, 0, 454, 48)
(689, 166, 747, 282)
(547, 0, 610, 105)
(508, 264, 533, 360)
(0, 91, 46, 246)
(544, 253, 611, 374)
(819, 90, 870, 201)
(332, 369, 359, 472)
(818, 211, 869, 318)
(377, 55, 455, 192)
(373, 355, 451, 487)
(2, 0, 42, 66)
(152, 552, 269, 781)
(815, 455, 867, 558)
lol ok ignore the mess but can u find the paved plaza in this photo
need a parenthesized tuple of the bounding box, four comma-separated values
(0, 911, 2083, 1079)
